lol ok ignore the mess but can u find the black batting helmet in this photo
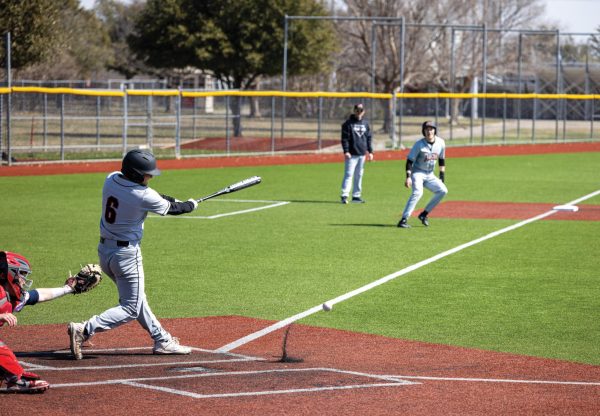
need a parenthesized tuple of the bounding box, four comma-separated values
(422, 121, 437, 136)
(121, 149, 161, 183)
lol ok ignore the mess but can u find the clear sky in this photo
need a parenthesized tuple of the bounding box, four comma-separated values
(544, 0, 598, 34)
(79, 0, 598, 34)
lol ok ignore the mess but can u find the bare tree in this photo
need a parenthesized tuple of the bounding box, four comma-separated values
(334, 0, 545, 130)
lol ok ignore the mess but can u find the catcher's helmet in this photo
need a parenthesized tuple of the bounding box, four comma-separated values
(0, 251, 33, 304)
(121, 149, 161, 183)
(422, 121, 437, 136)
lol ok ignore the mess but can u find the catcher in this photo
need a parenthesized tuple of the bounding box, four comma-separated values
(0, 250, 101, 394)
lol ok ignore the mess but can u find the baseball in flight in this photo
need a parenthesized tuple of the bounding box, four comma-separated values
(322, 302, 333, 312)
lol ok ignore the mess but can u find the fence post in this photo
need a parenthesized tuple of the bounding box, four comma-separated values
(192, 94, 197, 141)
(175, 90, 181, 158)
(226, 95, 230, 154)
(44, 93, 49, 151)
(391, 90, 397, 149)
(5, 32, 12, 166)
(0, 94, 2, 159)
(555, 29, 561, 142)
(122, 89, 128, 156)
(591, 99, 595, 138)
(60, 94, 65, 161)
(502, 94, 507, 143)
(317, 96, 323, 150)
(532, 93, 537, 143)
(270, 95, 275, 154)
(146, 95, 153, 150)
(481, 23, 487, 144)
(95, 95, 100, 150)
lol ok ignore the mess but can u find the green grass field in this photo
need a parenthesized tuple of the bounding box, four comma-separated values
(2, 151, 599, 365)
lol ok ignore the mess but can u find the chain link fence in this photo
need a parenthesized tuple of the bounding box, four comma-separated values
(1, 87, 599, 165)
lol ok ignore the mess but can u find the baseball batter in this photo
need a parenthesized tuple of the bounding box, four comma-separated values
(398, 121, 448, 228)
(68, 149, 199, 359)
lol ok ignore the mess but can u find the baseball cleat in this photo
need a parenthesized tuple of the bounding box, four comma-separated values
(68, 322, 86, 360)
(3, 378, 49, 394)
(21, 371, 42, 381)
(153, 337, 192, 355)
(351, 197, 365, 203)
(418, 212, 429, 226)
(397, 218, 410, 228)
(341, 196, 348, 204)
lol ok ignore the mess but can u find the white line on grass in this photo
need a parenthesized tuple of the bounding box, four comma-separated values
(216, 189, 600, 353)
(149, 199, 290, 219)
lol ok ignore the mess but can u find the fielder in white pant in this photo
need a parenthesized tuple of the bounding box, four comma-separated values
(398, 121, 448, 228)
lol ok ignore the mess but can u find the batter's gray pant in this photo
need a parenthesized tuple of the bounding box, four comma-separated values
(341, 155, 366, 198)
(84, 241, 171, 345)
(402, 171, 448, 219)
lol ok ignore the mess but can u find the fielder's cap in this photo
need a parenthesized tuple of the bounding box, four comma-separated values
(354, 103, 365, 112)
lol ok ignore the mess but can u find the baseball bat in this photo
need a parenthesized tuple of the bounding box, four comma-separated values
(196, 176, 262, 203)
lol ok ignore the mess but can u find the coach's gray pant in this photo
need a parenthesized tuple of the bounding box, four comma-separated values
(341, 155, 366, 198)
(84, 242, 171, 345)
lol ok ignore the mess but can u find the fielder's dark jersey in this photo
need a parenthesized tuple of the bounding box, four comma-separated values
(341, 115, 373, 156)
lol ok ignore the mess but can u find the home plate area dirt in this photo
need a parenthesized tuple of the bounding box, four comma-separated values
(3, 317, 599, 415)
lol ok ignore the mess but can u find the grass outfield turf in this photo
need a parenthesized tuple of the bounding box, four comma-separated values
(1, 151, 599, 365)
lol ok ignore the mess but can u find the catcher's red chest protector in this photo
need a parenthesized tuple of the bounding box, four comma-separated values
(0, 286, 14, 327)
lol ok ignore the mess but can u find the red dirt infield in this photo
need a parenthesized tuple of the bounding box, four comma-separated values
(3, 316, 599, 415)
(418, 201, 600, 221)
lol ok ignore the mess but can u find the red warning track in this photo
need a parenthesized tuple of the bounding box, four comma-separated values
(1, 141, 600, 177)
(2, 317, 599, 415)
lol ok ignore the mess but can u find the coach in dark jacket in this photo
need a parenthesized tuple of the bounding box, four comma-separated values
(340, 103, 374, 204)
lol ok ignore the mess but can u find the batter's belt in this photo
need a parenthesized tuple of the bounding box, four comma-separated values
(99, 237, 129, 247)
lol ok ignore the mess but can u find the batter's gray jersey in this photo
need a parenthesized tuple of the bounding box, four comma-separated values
(407, 137, 446, 173)
(100, 171, 170, 242)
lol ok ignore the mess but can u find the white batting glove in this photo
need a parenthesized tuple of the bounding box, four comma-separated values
(187, 198, 199, 211)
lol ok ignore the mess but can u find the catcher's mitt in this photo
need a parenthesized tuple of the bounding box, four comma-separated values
(65, 264, 102, 294)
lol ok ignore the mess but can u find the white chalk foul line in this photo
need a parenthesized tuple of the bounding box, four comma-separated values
(149, 199, 290, 219)
(50, 367, 417, 399)
(386, 375, 600, 386)
(19, 346, 264, 371)
(23, 358, 256, 371)
(216, 189, 600, 353)
(121, 381, 410, 399)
